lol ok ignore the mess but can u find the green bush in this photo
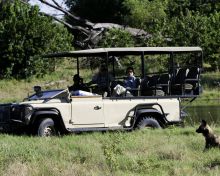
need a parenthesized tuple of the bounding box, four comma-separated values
(0, 0, 73, 78)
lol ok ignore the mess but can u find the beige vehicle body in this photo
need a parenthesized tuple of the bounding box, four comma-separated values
(0, 47, 203, 136)
(20, 92, 180, 130)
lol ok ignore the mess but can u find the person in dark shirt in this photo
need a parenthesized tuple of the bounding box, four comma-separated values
(69, 74, 89, 92)
(90, 64, 113, 96)
(113, 67, 139, 96)
(124, 67, 137, 89)
(91, 64, 113, 89)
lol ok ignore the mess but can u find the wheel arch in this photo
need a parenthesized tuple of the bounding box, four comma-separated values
(134, 104, 167, 128)
(30, 108, 67, 134)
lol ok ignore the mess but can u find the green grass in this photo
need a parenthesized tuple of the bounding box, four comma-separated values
(1, 127, 220, 175)
(188, 72, 220, 106)
(0, 60, 96, 103)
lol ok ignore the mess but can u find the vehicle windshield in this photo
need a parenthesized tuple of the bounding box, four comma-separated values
(28, 89, 66, 100)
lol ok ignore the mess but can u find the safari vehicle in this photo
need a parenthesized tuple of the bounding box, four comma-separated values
(0, 47, 203, 136)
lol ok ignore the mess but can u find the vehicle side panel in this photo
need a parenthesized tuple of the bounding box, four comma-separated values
(22, 99, 72, 128)
(103, 98, 180, 127)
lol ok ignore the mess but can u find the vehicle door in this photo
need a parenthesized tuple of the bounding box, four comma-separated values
(70, 95, 104, 128)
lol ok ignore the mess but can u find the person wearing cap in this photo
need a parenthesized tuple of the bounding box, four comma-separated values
(69, 74, 89, 92)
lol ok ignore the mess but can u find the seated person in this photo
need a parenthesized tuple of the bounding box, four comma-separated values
(124, 67, 137, 89)
(69, 74, 90, 92)
(90, 64, 114, 95)
(113, 67, 139, 96)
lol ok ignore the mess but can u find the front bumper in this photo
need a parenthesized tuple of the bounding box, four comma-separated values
(0, 103, 32, 131)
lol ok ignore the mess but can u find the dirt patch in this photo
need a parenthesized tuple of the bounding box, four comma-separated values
(3, 161, 28, 176)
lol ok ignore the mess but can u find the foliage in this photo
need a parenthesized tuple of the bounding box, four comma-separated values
(123, 0, 167, 33)
(98, 28, 134, 47)
(0, 0, 220, 79)
(0, 0, 73, 78)
(165, 1, 220, 71)
(163, 11, 220, 70)
(201, 12, 220, 70)
(167, 0, 220, 17)
(65, 0, 128, 24)
(64, 0, 220, 71)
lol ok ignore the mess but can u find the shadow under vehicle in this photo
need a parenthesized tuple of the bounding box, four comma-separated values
(0, 47, 203, 136)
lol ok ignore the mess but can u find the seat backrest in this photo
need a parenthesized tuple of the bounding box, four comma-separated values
(148, 75, 159, 87)
(186, 67, 200, 79)
(174, 68, 188, 84)
(158, 74, 170, 84)
(135, 78, 141, 87)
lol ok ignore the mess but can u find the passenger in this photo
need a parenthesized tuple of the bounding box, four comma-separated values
(69, 74, 89, 92)
(90, 64, 113, 95)
(113, 66, 139, 96)
(124, 67, 137, 89)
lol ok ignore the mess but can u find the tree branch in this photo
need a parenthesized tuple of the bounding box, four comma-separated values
(38, 0, 94, 28)
(22, 0, 151, 49)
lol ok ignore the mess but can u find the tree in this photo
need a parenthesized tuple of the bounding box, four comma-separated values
(13, 0, 220, 71)
(122, 0, 168, 47)
(35, 0, 150, 49)
(202, 12, 220, 71)
(0, 0, 73, 78)
(65, 0, 128, 24)
(99, 28, 134, 47)
(165, 0, 220, 71)
(167, 0, 220, 17)
(62, 0, 167, 47)
(123, 0, 167, 32)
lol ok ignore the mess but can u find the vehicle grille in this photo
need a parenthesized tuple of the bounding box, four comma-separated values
(0, 104, 11, 123)
(11, 105, 25, 121)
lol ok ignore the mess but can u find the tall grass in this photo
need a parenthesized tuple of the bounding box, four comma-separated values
(0, 60, 74, 103)
(1, 127, 220, 175)
(0, 59, 96, 103)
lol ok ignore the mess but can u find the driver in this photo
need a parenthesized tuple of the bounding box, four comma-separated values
(68, 74, 89, 92)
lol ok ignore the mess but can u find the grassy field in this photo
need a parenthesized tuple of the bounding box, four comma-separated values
(1, 127, 220, 176)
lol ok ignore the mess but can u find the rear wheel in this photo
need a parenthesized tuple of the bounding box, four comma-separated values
(37, 118, 57, 137)
(136, 116, 161, 129)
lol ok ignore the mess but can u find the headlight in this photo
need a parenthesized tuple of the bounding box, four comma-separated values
(10, 104, 34, 124)
(24, 105, 34, 123)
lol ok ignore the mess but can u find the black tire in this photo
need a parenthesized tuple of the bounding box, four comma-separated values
(136, 116, 161, 129)
(37, 118, 57, 137)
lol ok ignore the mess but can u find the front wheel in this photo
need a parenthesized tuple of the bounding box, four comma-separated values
(136, 116, 162, 129)
(37, 118, 57, 137)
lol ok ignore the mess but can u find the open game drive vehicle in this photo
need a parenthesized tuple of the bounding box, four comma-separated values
(0, 47, 203, 136)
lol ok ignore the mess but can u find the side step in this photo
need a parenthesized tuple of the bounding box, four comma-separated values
(67, 126, 131, 133)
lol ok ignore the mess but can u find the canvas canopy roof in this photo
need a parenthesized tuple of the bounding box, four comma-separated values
(45, 47, 202, 58)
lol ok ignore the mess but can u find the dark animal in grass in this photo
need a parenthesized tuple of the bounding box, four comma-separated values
(196, 120, 220, 149)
